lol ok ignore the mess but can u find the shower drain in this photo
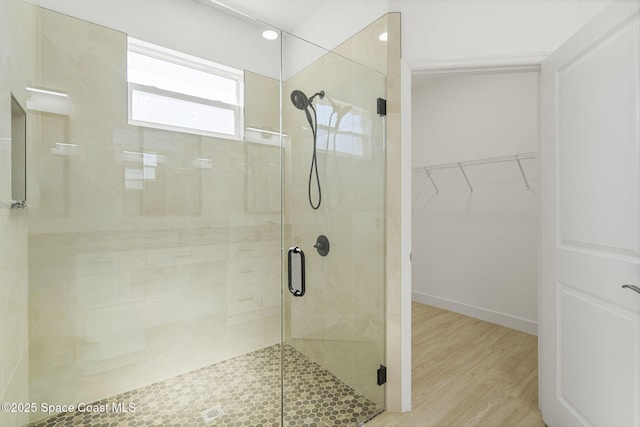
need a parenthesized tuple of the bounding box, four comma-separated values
(201, 406, 225, 422)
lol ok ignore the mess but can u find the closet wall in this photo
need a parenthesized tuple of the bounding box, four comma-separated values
(412, 70, 539, 334)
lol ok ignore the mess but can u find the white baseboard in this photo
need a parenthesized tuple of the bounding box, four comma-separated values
(412, 290, 538, 336)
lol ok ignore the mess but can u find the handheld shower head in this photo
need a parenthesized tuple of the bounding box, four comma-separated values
(291, 89, 325, 135)
(291, 90, 314, 129)
(290, 90, 309, 110)
(290, 88, 326, 210)
(290, 90, 325, 110)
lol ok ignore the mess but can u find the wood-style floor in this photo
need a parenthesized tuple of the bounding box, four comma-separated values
(367, 302, 545, 427)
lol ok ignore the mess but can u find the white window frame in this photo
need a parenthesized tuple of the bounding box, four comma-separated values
(127, 37, 244, 140)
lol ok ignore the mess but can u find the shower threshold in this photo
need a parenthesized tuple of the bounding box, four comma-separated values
(28, 344, 378, 427)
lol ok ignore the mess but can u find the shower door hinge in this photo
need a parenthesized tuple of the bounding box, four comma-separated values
(377, 98, 387, 116)
(377, 365, 387, 386)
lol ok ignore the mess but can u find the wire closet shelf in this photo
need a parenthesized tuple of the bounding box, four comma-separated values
(412, 152, 538, 193)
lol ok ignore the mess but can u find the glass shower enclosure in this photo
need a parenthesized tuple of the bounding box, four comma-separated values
(1, 1, 387, 425)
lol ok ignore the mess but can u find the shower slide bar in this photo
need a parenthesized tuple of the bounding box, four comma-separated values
(413, 152, 538, 193)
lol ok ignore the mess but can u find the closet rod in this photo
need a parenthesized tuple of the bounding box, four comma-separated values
(413, 152, 538, 192)
(417, 152, 538, 172)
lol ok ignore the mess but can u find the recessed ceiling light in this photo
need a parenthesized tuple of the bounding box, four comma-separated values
(262, 30, 278, 40)
(378, 32, 388, 42)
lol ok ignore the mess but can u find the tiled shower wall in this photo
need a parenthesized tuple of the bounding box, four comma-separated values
(27, 8, 281, 422)
(282, 16, 389, 408)
(0, 1, 38, 426)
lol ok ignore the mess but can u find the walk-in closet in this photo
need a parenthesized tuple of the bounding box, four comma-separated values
(412, 69, 539, 334)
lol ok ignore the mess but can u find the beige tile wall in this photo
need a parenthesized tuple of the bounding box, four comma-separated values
(0, 1, 39, 426)
(382, 12, 407, 413)
(27, 8, 282, 422)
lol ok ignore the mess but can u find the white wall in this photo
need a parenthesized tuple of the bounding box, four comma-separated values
(411, 71, 539, 334)
(390, 0, 610, 64)
(413, 72, 538, 164)
(37, 0, 280, 78)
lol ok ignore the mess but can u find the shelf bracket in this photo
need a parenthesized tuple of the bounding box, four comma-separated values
(515, 155, 531, 191)
(458, 162, 473, 193)
(423, 167, 439, 194)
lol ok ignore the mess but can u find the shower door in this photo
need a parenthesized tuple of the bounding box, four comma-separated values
(281, 28, 387, 425)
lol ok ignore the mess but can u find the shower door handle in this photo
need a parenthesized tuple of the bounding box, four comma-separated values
(287, 247, 306, 297)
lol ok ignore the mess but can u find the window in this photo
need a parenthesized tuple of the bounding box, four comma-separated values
(127, 38, 244, 139)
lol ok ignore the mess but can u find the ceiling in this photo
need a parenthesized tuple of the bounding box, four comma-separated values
(205, 0, 326, 32)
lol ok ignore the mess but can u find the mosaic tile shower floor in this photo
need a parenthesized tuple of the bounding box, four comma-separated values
(29, 345, 379, 427)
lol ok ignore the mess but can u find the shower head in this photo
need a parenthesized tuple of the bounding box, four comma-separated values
(290, 90, 325, 110)
(291, 90, 309, 110)
(291, 89, 325, 132)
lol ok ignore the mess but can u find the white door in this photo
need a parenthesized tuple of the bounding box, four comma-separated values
(540, 1, 640, 426)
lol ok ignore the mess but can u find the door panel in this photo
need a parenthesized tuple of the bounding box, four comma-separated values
(541, 1, 640, 426)
(557, 17, 639, 256)
(559, 284, 638, 427)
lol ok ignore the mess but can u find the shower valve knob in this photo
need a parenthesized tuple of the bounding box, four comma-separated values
(314, 235, 330, 257)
